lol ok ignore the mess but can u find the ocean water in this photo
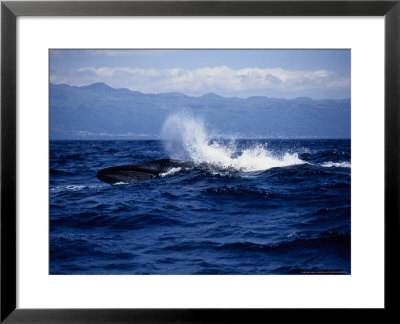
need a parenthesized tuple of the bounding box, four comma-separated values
(50, 134, 350, 274)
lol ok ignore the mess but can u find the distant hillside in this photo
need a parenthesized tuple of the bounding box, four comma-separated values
(50, 83, 350, 140)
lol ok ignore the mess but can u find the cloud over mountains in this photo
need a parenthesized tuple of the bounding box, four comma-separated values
(50, 65, 350, 98)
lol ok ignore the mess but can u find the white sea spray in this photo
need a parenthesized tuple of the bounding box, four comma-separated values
(161, 112, 305, 172)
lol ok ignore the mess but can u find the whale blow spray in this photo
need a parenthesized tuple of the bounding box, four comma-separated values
(161, 113, 304, 172)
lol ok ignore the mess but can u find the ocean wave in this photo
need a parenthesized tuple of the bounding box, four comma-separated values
(50, 168, 71, 175)
(60, 153, 85, 161)
(50, 184, 106, 192)
(204, 185, 272, 199)
(161, 232, 350, 256)
(321, 161, 351, 168)
(110, 214, 183, 230)
(216, 233, 350, 254)
(160, 167, 182, 177)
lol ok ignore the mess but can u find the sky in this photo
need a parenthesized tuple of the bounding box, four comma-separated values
(50, 49, 350, 99)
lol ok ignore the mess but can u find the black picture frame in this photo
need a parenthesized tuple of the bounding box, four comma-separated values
(1, 0, 399, 322)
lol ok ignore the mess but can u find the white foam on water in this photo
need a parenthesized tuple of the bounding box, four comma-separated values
(50, 184, 108, 192)
(321, 161, 351, 168)
(50, 185, 86, 193)
(160, 167, 182, 177)
(161, 113, 305, 172)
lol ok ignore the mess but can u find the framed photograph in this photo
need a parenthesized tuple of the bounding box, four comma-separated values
(1, 0, 399, 322)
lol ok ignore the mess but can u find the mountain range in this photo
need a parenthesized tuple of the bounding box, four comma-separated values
(50, 82, 350, 140)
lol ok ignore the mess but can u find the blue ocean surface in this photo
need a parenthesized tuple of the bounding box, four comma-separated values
(50, 138, 350, 274)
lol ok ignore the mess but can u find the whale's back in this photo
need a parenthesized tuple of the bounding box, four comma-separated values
(97, 159, 192, 184)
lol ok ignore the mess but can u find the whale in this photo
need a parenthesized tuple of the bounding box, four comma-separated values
(96, 159, 194, 184)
